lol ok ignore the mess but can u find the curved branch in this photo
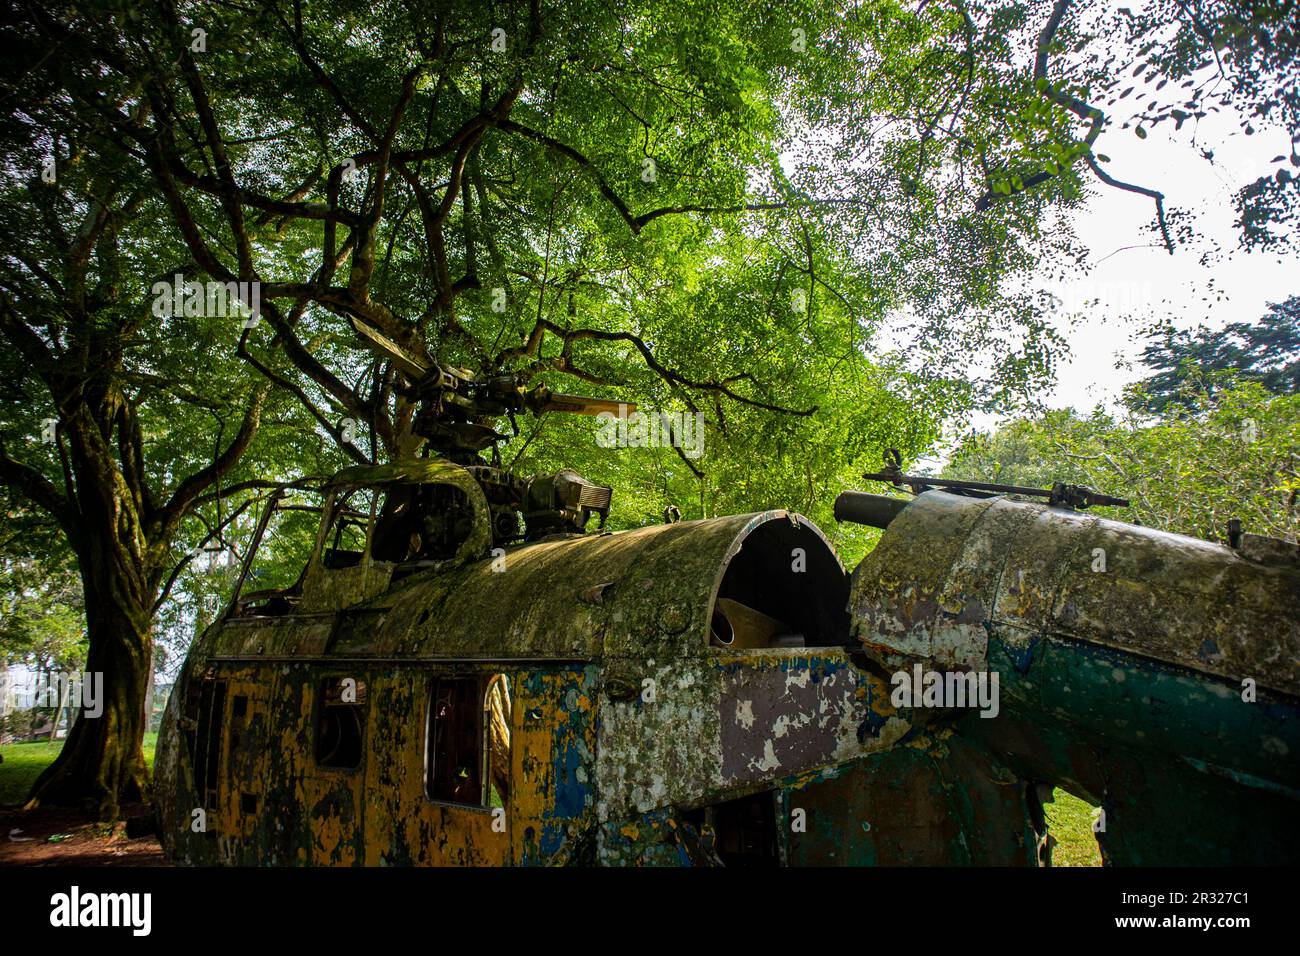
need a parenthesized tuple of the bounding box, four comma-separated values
(155, 383, 270, 540)
(500, 319, 817, 416)
(0, 438, 75, 540)
(235, 330, 371, 464)
(977, 0, 1174, 253)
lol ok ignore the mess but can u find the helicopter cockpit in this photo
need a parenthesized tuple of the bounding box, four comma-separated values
(224, 455, 617, 619)
(228, 459, 494, 619)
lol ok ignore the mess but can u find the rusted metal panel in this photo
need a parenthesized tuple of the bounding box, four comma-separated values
(202, 509, 845, 666)
(596, 658, 722, 828)
(851, 490, 1300, 694)
(717, 653, 908, 784)
(361, 669, 509, 866)
(209, 615, 335, 658)
(301, 563, 395, 615)
(592, 651, 914, 830)
(342, 509, 845, 662)
(850, 492, 999, 669)
(512, 668, 600, 865)
(781, 732, 1040, 866)
(846, 489, 1300, 865)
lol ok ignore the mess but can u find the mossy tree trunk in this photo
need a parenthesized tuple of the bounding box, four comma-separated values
(29, 589, 153, 820)
(1, 316, 267, 822)
(27, 471, 156, 820)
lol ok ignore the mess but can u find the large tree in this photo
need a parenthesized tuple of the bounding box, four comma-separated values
(1132, 296, 1300, 412)
(28, 0, 1112, 455)
(0, 72, 339, 816)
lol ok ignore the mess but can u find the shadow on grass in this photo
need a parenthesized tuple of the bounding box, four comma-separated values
(0, 733, 165, 866)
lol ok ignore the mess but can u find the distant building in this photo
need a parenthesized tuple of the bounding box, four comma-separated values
(2, 664, 39, 711)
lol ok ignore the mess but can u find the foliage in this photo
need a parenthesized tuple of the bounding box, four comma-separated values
(0, 557, 85, 671)
(2, 0, 1290, 561)
(1130, 296, 1300, 412)
(0, 733, 158, 807)
(1044, 787, 1102, 867)
(1071, 0, 1298, 256)
(948, 381, 1299, 542)
(0, 0, 1294, 810)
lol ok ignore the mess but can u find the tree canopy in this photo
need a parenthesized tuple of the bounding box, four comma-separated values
(1131, 296, 1300, 412)
(948, 380, 1299, 542)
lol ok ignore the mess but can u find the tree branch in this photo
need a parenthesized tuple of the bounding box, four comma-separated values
(976, 0, 1174, 253)
(155, 383, 270, 539)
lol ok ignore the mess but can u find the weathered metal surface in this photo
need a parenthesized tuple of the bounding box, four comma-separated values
(157, 475, 1300, 867)
(850, 490, 1300, 694)
(846, 489, 1300, 865)
(592, 651, 910, 828)
(717, 655, 903, 781)
(216, 510, 846, 662)
(294, 459, 493, 615)
(159, 508, 899, 867)
(780, 731, 1041, 866)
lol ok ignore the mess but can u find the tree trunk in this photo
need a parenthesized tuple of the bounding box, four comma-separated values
(53, 674, 68, 740)
(26, 524, 154, 821)
(142, 647, 154, 734)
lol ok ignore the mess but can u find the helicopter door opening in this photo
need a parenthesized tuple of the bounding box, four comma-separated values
(685, 791, 781, 866)
(709, 518, 849, 650)
(425, 674, 511, 808)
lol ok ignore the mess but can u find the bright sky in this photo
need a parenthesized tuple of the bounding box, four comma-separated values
(1029, 99, 1296, 416)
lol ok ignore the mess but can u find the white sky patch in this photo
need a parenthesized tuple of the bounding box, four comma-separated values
(900, 100, 1294, 470)
(878, 86, 1293, 454)
(1040, 114, 1295, 415)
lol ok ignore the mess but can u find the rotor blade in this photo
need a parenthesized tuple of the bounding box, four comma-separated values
(347, 316, 428, 380)
(538, 394, 638, 416)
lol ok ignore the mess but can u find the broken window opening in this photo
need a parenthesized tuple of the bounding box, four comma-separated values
(229, 694, 249, 750)
(685, 791, 781, 866)
(183, 676, 227, 811)
(315, 677, 367, 769)
(425, 674, 511, 808)
(373, 483, 476, 568)
(321, 489, 375, 570)
(231, 499, 322, 617)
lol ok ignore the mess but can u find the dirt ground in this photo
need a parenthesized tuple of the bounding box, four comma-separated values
(0, 801, 167, 866)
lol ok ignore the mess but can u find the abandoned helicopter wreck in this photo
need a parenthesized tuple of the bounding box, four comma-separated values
(155, 333, 1299, 866)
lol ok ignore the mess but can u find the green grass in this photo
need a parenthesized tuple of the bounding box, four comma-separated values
(1045, 787, 1103, 866)
(0, 732, 158, 806)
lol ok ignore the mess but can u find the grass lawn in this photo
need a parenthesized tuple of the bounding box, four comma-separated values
(0, 732, 158, 806)
(1045, 787, 1103, 866)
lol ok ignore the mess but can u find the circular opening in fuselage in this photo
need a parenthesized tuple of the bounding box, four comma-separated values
(709, 517, 849, 649)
